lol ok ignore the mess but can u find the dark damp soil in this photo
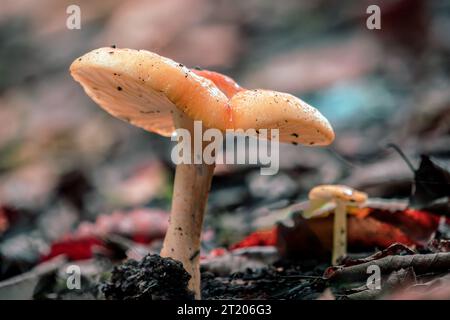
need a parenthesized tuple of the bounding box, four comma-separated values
(102, 254, 194, 300)
(99, 254, 328, 300)
(201, 260, 329, 300)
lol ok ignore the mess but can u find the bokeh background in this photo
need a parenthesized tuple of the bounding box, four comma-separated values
(0, 0, 449, 279)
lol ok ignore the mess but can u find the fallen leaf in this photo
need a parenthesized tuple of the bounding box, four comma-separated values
(384, 267, 417, 290)
(410, 155, 450, 214)
(230, 228, 277, 250)
(277, 215, 329, 260)
(387, 274, 450, 300)
(42, 209, 169, 262)
(41, 237, 103, 262)
(340, 243, 415, 268)
(428, 239, 450, 253)
(277, 212, 418, 261)
(369, 208, 441, 246)
(345, 267, 416, 300)
(325, 252, 450, 282)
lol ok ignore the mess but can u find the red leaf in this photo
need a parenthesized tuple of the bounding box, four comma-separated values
(41, 237, 103, 262)
(230, 228, 278, 250)
(277, 212, 422, 261)
(370, 208, 441, 246)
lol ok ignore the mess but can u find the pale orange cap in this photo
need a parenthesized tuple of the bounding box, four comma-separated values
(71, 47, 334, 146)
(309, 185, 368, 204)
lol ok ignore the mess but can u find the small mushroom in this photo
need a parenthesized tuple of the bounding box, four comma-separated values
(70, 47, 335, 298)
(308, 185, 368, 265)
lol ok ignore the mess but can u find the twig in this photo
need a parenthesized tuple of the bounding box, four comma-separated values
(386, 143, 416, 173)
(327, 252, 450, 283)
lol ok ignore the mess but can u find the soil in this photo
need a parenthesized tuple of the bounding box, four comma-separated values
(102, 254, 194, 300)
(201, 260, 329, 300)
(100, 254, 328, 300)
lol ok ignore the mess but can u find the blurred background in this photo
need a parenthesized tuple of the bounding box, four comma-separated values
(0, 0, 449, 280)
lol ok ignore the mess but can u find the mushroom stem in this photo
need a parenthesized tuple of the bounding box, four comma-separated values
(160, 115, 215, 299)
(332, 201, 347, 265)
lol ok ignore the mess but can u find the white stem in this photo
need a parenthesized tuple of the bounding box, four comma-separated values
(332, 201, 347, 265)
(160, 115, 215, 299)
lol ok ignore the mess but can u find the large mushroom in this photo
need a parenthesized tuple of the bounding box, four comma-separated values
(70, 47, 334, 298)
(307, 185, 368, 265)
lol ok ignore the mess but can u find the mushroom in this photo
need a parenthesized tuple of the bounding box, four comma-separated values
(70, 47, 335, 298)
(307, 185, 368, 265)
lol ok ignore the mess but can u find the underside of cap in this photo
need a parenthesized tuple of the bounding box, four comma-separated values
(70, 47, 230, 136)
(71, 48, 334, 146)
(309, 185, 368, 203)
(229, 90, 334, 146)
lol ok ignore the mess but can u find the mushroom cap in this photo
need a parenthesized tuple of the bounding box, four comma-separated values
(195, 70, 334, 146)
(71, 47, 334, 146)
(193, 69, 244, 99)
(308, 185, 368, 204)
(70, 47, 231, 136)
(229, 90, 334, 146)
